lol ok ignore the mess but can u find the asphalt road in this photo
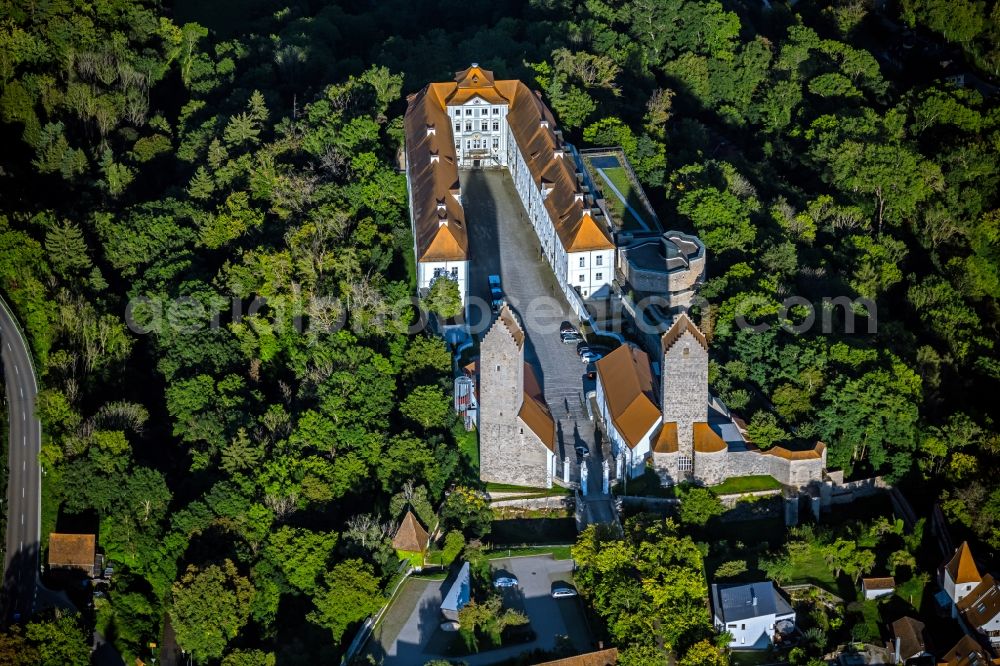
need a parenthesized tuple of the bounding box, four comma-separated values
(0, 297, 41, 622)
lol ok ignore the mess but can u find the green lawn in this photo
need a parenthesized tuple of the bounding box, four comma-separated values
(711, 475, 783, 495)
(485, 482, 569, 497)
(596, 166, 650, 231)
(484, 545, 574, 560)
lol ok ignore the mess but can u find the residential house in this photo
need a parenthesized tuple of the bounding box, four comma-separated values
(48, 533, 98, 577)
(957, 574, 1000, 648)
(863, 576, 896, 600)
(937, 635, 1000, 666)
(441, 561, 471, 622)
(594, 344, 660, 479)
(711, 581, 796, 649)
(942, 542, 983, 613)
(392, 510, 429, 565)
(891, 616, 929, 664)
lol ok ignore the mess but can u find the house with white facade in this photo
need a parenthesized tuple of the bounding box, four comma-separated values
(403, 65, 616, 309)
(711, 581, 796, 649)
(942, 541, 983, 613)
(594, 344, 661, 479)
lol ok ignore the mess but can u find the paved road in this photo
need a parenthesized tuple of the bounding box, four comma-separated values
(372, 555, 590, 666)
(463, 170, 599, 485)
(0, 297, 41, 622)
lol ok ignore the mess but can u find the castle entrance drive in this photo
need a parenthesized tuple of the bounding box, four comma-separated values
(463, 170, 601, 490)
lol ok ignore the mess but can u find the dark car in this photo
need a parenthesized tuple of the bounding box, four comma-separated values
(561, 330, 583, 343)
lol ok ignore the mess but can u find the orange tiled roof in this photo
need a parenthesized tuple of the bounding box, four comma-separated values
(764, 441, 826, 460)
(945, 541, 982, 585)
(404, 83, 468, 263)
(661, 313, 708, 353)
(957, 573, 1000, 628)
(651, 421, 678, 453)
(392, 510, 429, 553)
(693, 422, 727, 453)
(48, 533, 96, 571)
(404, 65, 614, 264)
(520, 363, 555, 452)
(534, 648, 618, 666)
(594, 345, 660, 449)
(862, 576, 896, 590)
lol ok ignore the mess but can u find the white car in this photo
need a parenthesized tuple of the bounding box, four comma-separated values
(493, 576, 519, 588)
(580, 351, 603, 364)
(551, 586, 578, 598)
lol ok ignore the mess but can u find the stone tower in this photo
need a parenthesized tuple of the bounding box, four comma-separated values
(660, 313, 709, 474)
(479, 305, 526, 482)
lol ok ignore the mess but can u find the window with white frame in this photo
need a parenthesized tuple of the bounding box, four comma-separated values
(492, 137, 499, 148)
(595, 272, 603, 281)
(455, 123, 460, 131)
(596, 255, 603, 266)
(492, 121, 499, 131)
(678, 456, 693, 473)
(451, 266, 458, 276)
(481, 121, 488, 131)
(579, 257, 585, 267)
(493, 108, 500, 114)
(578, 274, 585, 283)
(465, 122, 472, 131)
(465, 109, 472, 115)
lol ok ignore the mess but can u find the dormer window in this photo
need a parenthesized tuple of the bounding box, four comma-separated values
(553, 149, 565, 159)
(541, 179, 554, 198)
(430, 151, 440, 164)
(540, 119, 550, 129)
(574, 192, 584, 203)
(438, 216, 448, 228)
(426, 124, 436, 137)
(436, 199, 446, 214)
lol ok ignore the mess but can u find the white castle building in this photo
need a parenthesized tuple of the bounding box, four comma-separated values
(403, 64, 616, 306)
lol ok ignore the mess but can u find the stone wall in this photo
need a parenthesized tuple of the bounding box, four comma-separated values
(693, 449, 825, 488)
(623, 253, 705, 296)
(651, 451, 682, 485)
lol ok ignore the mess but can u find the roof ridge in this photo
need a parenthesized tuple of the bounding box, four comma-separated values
(661, 312, 708, 353)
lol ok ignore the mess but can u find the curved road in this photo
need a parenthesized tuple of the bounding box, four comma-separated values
(0, 297, 41, 622)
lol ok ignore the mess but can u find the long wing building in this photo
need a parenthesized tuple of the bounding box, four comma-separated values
(403, 64, 616, 306)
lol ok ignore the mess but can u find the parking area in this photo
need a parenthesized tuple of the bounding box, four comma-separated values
(367, 555, 591, 666)
(462, 170, 600, 476)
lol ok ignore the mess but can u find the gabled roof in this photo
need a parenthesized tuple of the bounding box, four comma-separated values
(497, 305, 525, 348)
(937, 635, 1000, 666)
(48, 533, 96, 570)
(404, 84, 468, 263)
(651, 421, 678, 453)
(891, 616, 926, 661)
(534, 648, 619, 666)
(957, 573, 1000, 628)
(661, 312, 708, 353)
(693, 422, 727, 453)
(862, 576, 896, 591)
(520, 363, 555, 452)
(447, 64, 509, 105)
(946, 541, 982, 585)
(594, 345, 660, 449)
(764, 441, 826, 460)
(712, 582, 793, 623)
(392, 510, 429, 553)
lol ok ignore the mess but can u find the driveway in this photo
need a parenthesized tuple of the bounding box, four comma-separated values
(462, 170, 601, 486)
(369, 555, 591, 666)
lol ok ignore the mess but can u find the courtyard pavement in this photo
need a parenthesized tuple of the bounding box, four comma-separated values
(368, 555, 591, 666)
(462, 169, 605, 488)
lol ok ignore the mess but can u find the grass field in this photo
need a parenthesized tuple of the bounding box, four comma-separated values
(712, 475, 783, 495)
(484, 545, 574, 560)
(486, 482, 570, 497)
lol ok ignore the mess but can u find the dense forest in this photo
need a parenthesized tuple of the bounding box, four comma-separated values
(0, 0, 998, 663)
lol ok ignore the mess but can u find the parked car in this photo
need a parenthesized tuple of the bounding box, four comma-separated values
(560, 321, 576, 334)
(561, 330, 583, 343)
(488, 275, 504, 312)
(581, 350, 603, 363)
(493, 576, 519, 588)
(440, 621, 461, 632)
(575, 445, 589, 458)
(576, 343, 591, 356)
(551, 585, 578, 598)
